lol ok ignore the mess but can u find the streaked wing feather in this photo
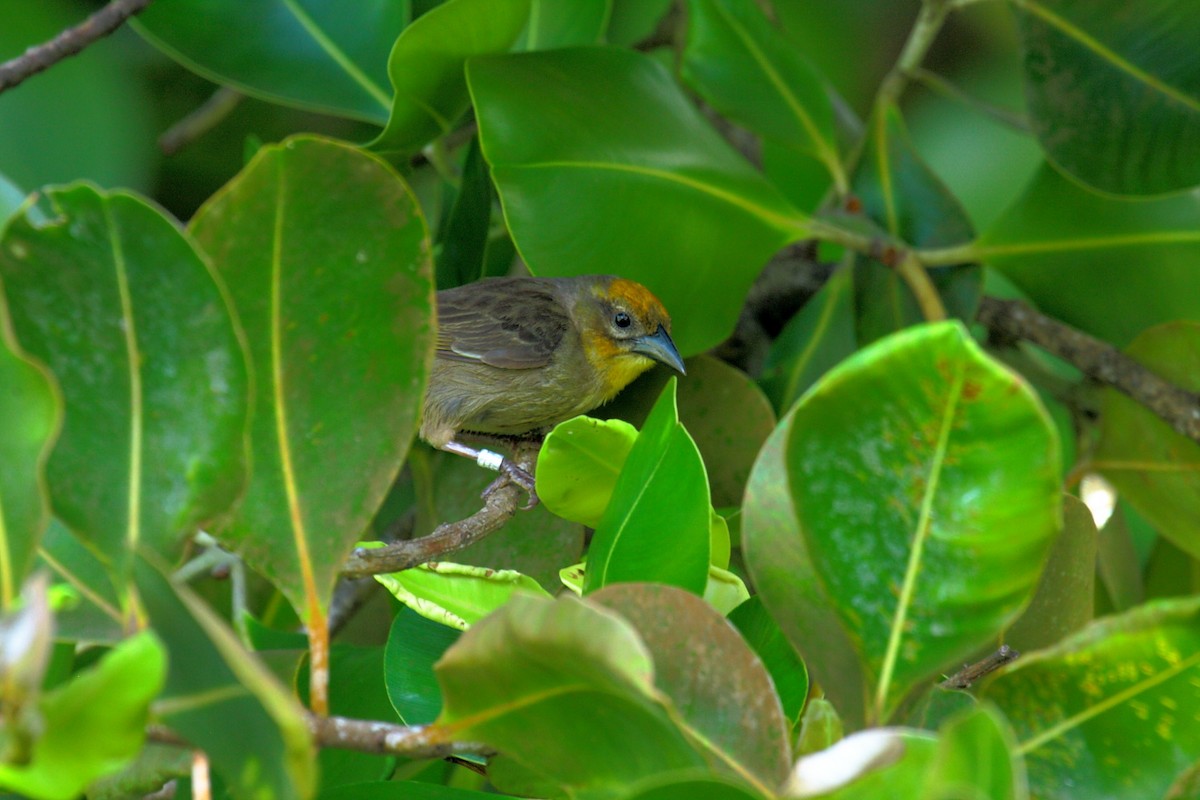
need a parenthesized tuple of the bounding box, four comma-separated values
(435, 279, 570, 370)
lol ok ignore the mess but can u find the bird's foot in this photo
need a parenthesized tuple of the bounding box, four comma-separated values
(482, 461, 539, 509)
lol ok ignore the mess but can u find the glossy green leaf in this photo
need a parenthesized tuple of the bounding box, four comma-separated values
(849, 105, 980, 343)
(415, 452, 584, 588)
(134, 0, 407, 124)
(619, 773, 768, 800)
(979, 597, 1200, 800)
(920, 704, 1026, 800)
(298, 645, 395, 787)
(980, 164, 1200, 346)
(435, 137, 493, 290)
(0, 173, 24, 226)
(0, 632, 164, 800)
(727, 596, 809, 726)
(384, 606, 460, 725)
(434, 593, 707, 792)
(318, 781, 504, 800)
(468, 45, 805, 355)
(1005, 494, 1096, 652)
(518, 0, 610, 49)
(905, 686, 979, 733)
(593, 584, 791, 793)
(372, 0, 530, 154)
(746, 321, 1061, 724)
(537, 415, 638, 528)
(375, 560, 550, 630)
(189, 135, 434, 628)
(705, 565, 749, 615)
(36, 519, 123, 643)
(796, 698, 843, 756)
(0, 184, 249, 576)
(1014, 0, 1200, 195)
(759, 263, 857, 415)
(1096, 505, 1146, 612)
(0, 291, 59, 608)
(606, 0, 674, 46)
(786, 729, 938, 799)
(1094, 323, 1200, 558)
(585, 379, 710, 596)
(135, 554, 315, 800)
(682, 0, 844, 189)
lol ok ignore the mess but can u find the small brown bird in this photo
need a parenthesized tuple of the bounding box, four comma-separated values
(421, 274, 685, 504)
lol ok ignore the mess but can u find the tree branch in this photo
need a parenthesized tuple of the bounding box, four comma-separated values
(308, 714, 492, 759)
(340, 442, 538, 578)
(977, 297, 1200, 444)
(0, 0, 155, 94)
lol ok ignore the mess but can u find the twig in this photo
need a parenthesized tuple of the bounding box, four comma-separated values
(159, 87, 243, 155)
(327, 509, 416, 636)
(0, 0, 155, 94)
(307, 714, 492, 759)
(977, 297, 1200, 444)
(340, 442, 538, 578)
(940, 645, 1019, 689)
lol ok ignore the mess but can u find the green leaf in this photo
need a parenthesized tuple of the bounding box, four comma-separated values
(0, 632, 164, 800)
(371, 0, 530, 155)
(796, 698, 843, 756)
(1094, 323, 1200, 558)
(537, 416, 638, 528)
(134, 0, 407, 124)
(980, 163, 1200, 346)
(682, 0, 843, 190)
(1096, 505, 1146, 612)
(1014, 0, 1200, 195)
(518, 0, 610, 49)
(374, 561, 551, 630)
(787, 729, 938, 799)
(920, 704, 1027, 800)
(618, 773, 768, 800)
(189, 135, 434, 628)
(0, 184, 249, 577)
(0, 173, 25, 227)
(759, 263, 857, 415)
(606, 0, 673, 46)
(1005, 494, 1097, 652)
(584, 379, 710, 596)
(434, 594, 707, 793)
(384, 606, 460, 725)
(745, 321, 1061, 724)
(318, 781, 505, 800)
(36, 519, 123, 643)
(727, 596, 809, 727)
(593, 584, 790, 793)
(0, 291, 58, 608)
(435, 137, 493, 290)
(135, 554, 315, 800)
(979, 597, 1200, 800)
(848, 105, 980, 344)
(467, 45, 805, 356)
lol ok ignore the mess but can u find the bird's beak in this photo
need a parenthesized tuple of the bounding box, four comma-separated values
(631, 324, 686, 375)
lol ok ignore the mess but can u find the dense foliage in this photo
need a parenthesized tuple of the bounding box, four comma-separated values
(1, 1, 1199, 798)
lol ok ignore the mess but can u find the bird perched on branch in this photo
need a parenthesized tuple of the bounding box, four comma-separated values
(421, 274, 685, 506)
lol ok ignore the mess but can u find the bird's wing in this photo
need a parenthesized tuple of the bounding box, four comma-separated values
(435, 279, 571, 370)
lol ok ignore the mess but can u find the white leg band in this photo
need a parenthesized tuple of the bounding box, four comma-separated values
(476, 449, 505, 471)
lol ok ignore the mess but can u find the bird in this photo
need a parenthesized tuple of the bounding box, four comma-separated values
(420, 274, 686, 506)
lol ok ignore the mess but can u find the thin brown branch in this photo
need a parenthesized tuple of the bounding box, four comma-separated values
(340, 442, 538, 578)
(308, 714, 493, 760)
(978, 297, 1200, 444)
(0, 0, 155, 94)
(159, 87, 243, 156)
(940, 645, 1019, 689)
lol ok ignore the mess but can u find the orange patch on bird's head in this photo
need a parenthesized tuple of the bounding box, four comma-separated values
(601, 277, 671, 329)
(577, 277, 676, 399)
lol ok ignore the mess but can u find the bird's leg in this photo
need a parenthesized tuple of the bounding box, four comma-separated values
(440, 440, 539, 509)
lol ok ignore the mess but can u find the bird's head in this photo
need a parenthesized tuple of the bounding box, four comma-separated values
(575, 276, 686, 395)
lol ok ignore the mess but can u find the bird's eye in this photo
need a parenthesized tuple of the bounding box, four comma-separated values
(614, 311, 632, 329)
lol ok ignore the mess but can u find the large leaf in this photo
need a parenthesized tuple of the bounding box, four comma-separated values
(1094, 323, 1200, 559)
(518, 0, 610, 49)
(188, 135, 434, 633)
(0, 632, 165, 800)
(979, 597, 1200, 800)
(434, 593, 708, 794)
(919, 705, 1027, 800)
(0, 184, 249, 577)
(468, 45, 805, 355)
(0, 294, 59, 609)
(848, 105, 980, 343)
(135, 554, 315, 800)
(593, 584, 791, 793)
(727, 596, 809, 728)
(1014, 0, 1200, 195)
(134, 0, 407, 124)
(745, 321, 1061, 724)
(371, 0, 530, 154)
(979, 163, 1200, 346)
(384, 606, 460, 725)
(36, 519, 123, 643)
(584, 379, 710, 596)
(682, 0, 843, 190)
(537, 415, 638, 528)
(375, 560, 551, 630)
